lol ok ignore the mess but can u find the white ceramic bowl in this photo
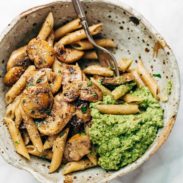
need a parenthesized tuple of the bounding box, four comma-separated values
(0, 1, 180, 183)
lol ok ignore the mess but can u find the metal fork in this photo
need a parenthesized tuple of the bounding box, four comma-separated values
(72, 0, 120, 76)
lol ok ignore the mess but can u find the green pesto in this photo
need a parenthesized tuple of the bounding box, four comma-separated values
(89, 87, 163, 170)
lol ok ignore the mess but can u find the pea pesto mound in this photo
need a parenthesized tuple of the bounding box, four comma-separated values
(89, 87, 164, 170)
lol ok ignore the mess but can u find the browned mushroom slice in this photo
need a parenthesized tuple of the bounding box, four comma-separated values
(56, 45, 84, 63)
(75, 101, 91, 123)
(101, 73, 134, 86)
(4, 66, 25, 86)
(37, 93, 75, 136)
(63, 82, 81, 102)
(64, 134, 91, 162)
(21, 84, 54, 119)
(62, 64, 83, 86)
(80, 81, 103, 102)
(27, 38, 55, 69)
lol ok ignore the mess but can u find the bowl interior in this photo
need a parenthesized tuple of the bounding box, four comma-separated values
(0, 1, 180, 183)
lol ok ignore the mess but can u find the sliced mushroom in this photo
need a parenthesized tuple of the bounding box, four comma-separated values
(80, 81, 103, 102)
(4, 66, 25, 86)
(100, 73, 134, 86)
(28, 68, 62, 94)
(27, 38, 55, 69)
(37, 93, 75, 136)
(64, 134, 91, 162)
(61, 63, 83, 86)
(63, 82, 81, 102)
(21, 84, 54, 119)
(56, 45, 84, 63)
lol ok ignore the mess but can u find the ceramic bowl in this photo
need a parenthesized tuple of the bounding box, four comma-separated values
(0, 1, 180, 183)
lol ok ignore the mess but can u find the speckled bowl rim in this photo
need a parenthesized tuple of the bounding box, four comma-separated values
(0, 1, 181, 183)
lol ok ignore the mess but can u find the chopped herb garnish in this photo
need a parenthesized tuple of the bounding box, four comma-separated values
(45, 108, 51, 115)
(58, 70, 62, 74)
(22, 99, 26, 104)
(31, 110, 35, 114)
(37, 78, 43, 83)
(87, 80, 93, 87)
(93, 93, 97, 97)
(153, 73, 161, 78)
(27, 82, 34, 87)
(14, 141, 20, 145)
(81, 105, 88, 113)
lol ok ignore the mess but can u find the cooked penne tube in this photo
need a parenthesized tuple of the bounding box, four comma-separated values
(72, 39, 116, 50)
(14, 104, 23, 128)
(84, 65, 114, 77)
(43, 135, 57, 150)
(87, 148, 97, 165)
(21, 109, 43, 152)
(90, 78, 111, 96)
(51, 60, 63, 94)
(26, 145, 53, 160)
(6, 46, 29, 71)
(118, 58, 133, 72)
(63, 159, 96, 175)
(5, 65, 36, 104)
(96, 104, 139, 115)
(22, 131, 30, 145)
(111, 84, 133, 100)
(47, 31, 55, 47)
(56, 47, 84, 63)
(101, 73, 134, 86)
(131, 69, 145, 87)
(5, 94, 22, 120)
(4, 66, 25, 86)
(6, 46, 28, 71)
(4, 117, 30, 160)
(37, 12, 54, 40)
(49, 128, 69, 173)
(123, 94, 142, 103)
(56, 23, 103, 46)
(137, 60, 159, 98)
(83, 51, 98, 59)
(55, 18, 82, 39)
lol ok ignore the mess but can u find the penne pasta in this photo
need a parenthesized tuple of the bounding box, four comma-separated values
(63, 159, 96, 175)
(56, 23, 103, 46)
(22, 131, 30, 145)
(43, 135, 57, 150)
(118, 58, 133, 72)
(21, 109, 43, 152)
(96, 104, 139, 115)
(55, 18, 82, 39)
(38, 12, 54, 40)
(123, 94, 142, 103)
(14, 104, 23, 128)
(26, 145, 53, 160)
(4, 66, 25, 86)
(131, 69, 145, 87)
(83, 51, 98, 60)
(137, 60, 159, 99)
(49, 128, 69, 173)
(84, 65, 114, 77)
(47, 31, 55, 47)
(90, 78, 111, 96)
(72, 38, 116, 50)
(87, 147, 98, 165)
(5, 65, 36, 104)
(56, 47, 84, 63)
(6, 46, 29, 71)
(111, 84, 133, 100)
(4, 117, 30, 160)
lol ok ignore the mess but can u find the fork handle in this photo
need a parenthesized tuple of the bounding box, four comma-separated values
(72, 0, 98, 46)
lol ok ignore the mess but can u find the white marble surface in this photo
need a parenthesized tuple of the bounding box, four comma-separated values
(0, 0, 183, 183)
